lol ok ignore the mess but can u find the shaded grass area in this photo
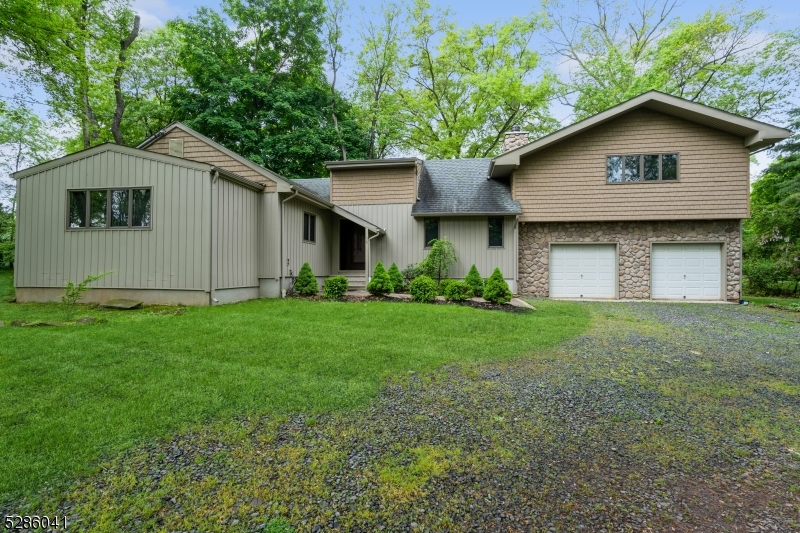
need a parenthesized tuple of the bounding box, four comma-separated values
(746, 295, 800, 307)
(19, 301, 800, 532)
(0, 270, 590, 502)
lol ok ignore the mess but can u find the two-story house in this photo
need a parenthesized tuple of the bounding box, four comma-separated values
(12, 91, 790, 305)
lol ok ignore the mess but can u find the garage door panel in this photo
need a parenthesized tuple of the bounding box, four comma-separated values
(651, 244, 722, 300)
(550, 244, 616, 299)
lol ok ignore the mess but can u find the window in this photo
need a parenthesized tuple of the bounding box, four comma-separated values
(606, 154, 679, 183)
(67, 188, 152, 229)
(424, 217, 439, 247)
(303, 212, 316, 243)
(488, 217, 503, 247)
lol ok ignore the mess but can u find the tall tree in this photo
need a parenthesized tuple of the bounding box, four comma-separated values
(323, 0, 348, 160)
(352, 2, 405, 159)
(397, 0, 556, 159)
(545, 0, 800, 121)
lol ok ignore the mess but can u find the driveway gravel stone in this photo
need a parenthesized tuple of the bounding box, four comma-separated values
(8, 302, 800, 532)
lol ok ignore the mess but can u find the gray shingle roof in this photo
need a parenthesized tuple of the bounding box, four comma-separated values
(411, 159, 521, 215)
(291, 178, 330, 202)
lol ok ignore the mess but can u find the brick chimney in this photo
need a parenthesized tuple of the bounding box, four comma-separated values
(502, 124, 530, 153)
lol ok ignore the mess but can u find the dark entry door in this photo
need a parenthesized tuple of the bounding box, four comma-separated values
(340, 219, 365, 270)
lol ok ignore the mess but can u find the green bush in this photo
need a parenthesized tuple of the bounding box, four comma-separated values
(294, 262, 319, 295)
(367, 261, 393, 295)
(743, 258, 791, 296)
(387, 262, 404, 292)
(409, 275, 438, 303)
(263, 518, 296, 533)
(322, 276, 349, 299)
(438, 278, 457, 296)
(402, 262, 425, 286)
(464, 264, 484, 296)
(444, 281, 473, 301)
(483, 268, 512, 304)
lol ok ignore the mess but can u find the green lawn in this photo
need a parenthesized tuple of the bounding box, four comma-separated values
(744, 295, 800, 307)
(0, 270, 590, 502)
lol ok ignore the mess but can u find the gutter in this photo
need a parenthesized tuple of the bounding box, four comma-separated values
(410, 211, 523, 217)
(750, 143, 775, 155)
(210, 170, 219, 305)
(280, 189, 300, 297)
(367, 231, 381, 284)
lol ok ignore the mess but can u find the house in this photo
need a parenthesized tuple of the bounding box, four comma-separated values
(12, 91, 791, 305)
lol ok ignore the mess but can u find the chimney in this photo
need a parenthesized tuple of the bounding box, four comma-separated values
(502, 124, 529, 153)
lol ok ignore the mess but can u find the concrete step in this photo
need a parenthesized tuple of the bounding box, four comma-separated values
(338, 271, 366, 290)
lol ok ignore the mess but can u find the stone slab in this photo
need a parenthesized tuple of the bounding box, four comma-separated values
(509, 298, 535, 309)
(470, 297, 487, 303)
(100, 299, 143, 310)
(387, 293, 412, 300)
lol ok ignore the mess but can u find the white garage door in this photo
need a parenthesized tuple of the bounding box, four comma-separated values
(651, 243, 722, 300)
(550, 244, 616, 298)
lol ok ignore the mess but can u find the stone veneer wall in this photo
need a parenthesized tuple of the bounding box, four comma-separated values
(518, 220, 742, 301)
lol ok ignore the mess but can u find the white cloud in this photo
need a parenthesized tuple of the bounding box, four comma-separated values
(131, 0, 185, 29)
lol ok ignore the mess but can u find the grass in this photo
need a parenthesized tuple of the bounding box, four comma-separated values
(0, 270, 590, 502)
(745, 295, 800, 308)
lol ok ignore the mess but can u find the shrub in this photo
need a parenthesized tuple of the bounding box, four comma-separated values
(409, 275, 438, 303)
(437, 278, 457, 295)
(367, 261, 393, 295)
(743, 258, 791, 296)
(445, 281, 473, 301)
(294, 262, 319, 295)
(464, 264, 484, 296)
(402, 262, 425, 286)
(483, 267, 512, 304)
(387, 262, 404, 292)
(61, 271, 113, 306)
(322, 276, 349, 299)
(423, 238, 457, 282)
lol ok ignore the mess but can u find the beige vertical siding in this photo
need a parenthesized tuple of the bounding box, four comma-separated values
(283, 197, 333, 277)
(215, 177, 259, 289)
(146, 129, 278, 192)
(341, 204, 517, 281)
(259, 192, 281, 279)
(15, 149, 211, 291)
(330, 167, 416, 205)
(513, 108, 751, 222)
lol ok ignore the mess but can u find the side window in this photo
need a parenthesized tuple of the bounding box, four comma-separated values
(303, 212, 316, 243)
(68, 188, 151, 229)
(488, 217, 503, 247)
(607, 154, 679, 183)
(424, 217, 439, 247)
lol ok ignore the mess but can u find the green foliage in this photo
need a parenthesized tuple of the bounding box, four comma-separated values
(401, 262, 425, 287)
(263, 518, 296, 533)
(367, 261, 393, 295)
(422, 238, 457, 282)
(409, 275, 438, 303)
(546, 1, 800, 122)
(61, 271, 113, 307)
(387, 262, 404, 292)
(744, 108, 800, 296)
(444, 281, 473, 301)
(437, 278, 456, 296)
(294, 263, 319, 295)
(483, 268, 512, 304)
(0, 207, 14, 267)
(322, 275, 349, 299)
(463, 264, 484, 296)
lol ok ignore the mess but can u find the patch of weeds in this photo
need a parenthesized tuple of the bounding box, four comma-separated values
(264, 518, 296, 533)
(762, 381, 800, 396)
(377, 445, 458, 502)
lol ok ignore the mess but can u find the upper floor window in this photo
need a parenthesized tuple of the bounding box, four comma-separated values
(607, 154, 678, 183)
(68, 188, 151, 229)
(303, 212, 316, 243)
(488, 217, 503, 247)
(424, 217, 439, 247)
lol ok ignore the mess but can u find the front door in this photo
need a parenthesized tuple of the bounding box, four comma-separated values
(340, 219, 365, 271)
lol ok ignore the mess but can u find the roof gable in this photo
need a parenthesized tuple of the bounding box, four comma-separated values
(490, 91, 792, 177)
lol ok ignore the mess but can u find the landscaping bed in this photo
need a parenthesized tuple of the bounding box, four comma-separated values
(294, 292, 534, 313)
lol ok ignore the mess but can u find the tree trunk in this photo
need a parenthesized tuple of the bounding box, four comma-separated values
(111, 15, 141, 145)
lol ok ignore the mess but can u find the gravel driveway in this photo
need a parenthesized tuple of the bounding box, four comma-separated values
(15, 302, 800, 532)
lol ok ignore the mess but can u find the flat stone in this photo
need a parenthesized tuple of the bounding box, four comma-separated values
(0, 320, 3, 327)
(344, 290, 369, 298)
(10, 319, 25, 327)
(100, 299, 143, 310)
(23, 321, 66, 327)
(470, 297, 487, 303)
(76, 316, 97, 324)
(509, 298, 535, 309)
(386, 293, 411, 300)
(435, 296, 446, 302)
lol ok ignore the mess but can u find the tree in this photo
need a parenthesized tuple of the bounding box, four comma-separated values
(396, 0, 557, 158)
(294, 262, 319, 295)
(744, 108, 800, 295)
(3, 0, 142, 148)
(170, 0, 367, 177)
(323, 0, 348, 160)
(464, 264, 484, 296)
(352, 2, 405, 158)
(545, 0, 800, 121)
(367, 261, 393, 295)
(422, 237, 457, 283)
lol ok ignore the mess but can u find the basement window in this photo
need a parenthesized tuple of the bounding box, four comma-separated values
(606, 154, 679, 183)
(68, 188, 152, 229)
(303, 212, 316, 243)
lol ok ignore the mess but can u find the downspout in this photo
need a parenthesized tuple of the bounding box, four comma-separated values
(280, 188, 300, 297)
(513, 215, 519, 294)
(210, 170, 219, 306)
(367, 230, 380, 283)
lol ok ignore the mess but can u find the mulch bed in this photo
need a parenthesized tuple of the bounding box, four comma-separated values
(291, 293, 533, 313)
